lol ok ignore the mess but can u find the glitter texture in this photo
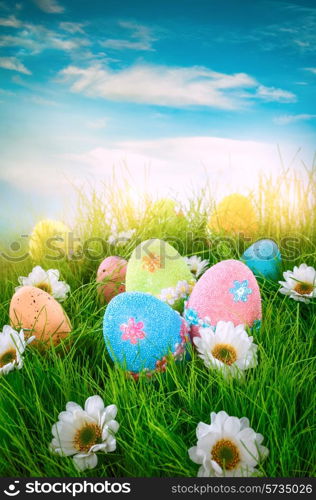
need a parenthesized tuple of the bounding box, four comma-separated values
(103, 291, 188, 373)
(125, 239, 194, 308)
(186, 260, 262, 338)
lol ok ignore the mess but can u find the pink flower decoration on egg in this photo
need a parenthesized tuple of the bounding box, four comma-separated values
(120, 317, 146, 344)
(180, 317, 190, 343)
(155, 356, 168, 372)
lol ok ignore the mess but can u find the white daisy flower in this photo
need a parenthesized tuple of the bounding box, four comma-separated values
(279, 263, 316, 304)
(50, 395, 119, 472)
(0, 326, 35, 376)
(16, 266, 70, 302)
(159, 280, 194, 306)
(159, 287, 177, 306)
(193, 321, 258, 378)
(185, 256, 209, 278)
(108, 229, 135, 247)
(175, 280, 194, 299)
(188, 410, 269, 477)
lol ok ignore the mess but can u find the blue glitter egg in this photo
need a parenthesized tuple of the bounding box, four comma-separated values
(241, 239, 282, 281)
(103, 292, 189, 375)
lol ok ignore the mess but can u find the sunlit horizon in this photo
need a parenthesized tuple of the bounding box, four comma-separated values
(0, 0, 315, 232)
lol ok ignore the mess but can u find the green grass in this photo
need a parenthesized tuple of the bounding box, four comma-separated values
(0, 165, 315, 477)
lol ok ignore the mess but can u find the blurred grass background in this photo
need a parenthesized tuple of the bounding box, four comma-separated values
(0, 164, 315, 477)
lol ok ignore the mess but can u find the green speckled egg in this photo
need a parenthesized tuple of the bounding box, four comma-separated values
(125, 239, 195, 310)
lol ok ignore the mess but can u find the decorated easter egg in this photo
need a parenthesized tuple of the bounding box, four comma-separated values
(103, 291, 189, 376)
(125, 239, 195, 310)
(97, 256, 127, 303)
(9, 286, 72, 347)
(185, 259, 261, 337)
(29, 219, 80, 261)
(208, 194, 258, 238)
(242, 239, 282, 281)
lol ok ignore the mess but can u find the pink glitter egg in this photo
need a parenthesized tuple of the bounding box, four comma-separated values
(185, 259, 262, 338)
(97, 256, 127, 303)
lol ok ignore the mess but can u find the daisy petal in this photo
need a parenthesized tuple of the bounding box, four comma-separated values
(84, 395, 105, 421)
(73, 453, 98, 471)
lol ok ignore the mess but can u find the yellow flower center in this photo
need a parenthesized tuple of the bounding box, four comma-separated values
(211, 439, 240, 470)
(74, 423, 102, 453)
(211, 343, 237, 365)
(0, 349, 17, 368)
(36, 282, 53, 294)
(293, 282, 314, 295)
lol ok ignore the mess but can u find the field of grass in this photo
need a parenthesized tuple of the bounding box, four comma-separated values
(0, 166, 315, 477)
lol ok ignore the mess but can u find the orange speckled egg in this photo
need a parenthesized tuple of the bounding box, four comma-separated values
(9, 286, 72, 347)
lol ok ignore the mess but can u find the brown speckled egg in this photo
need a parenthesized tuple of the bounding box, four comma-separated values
(9, 286, 72, 347)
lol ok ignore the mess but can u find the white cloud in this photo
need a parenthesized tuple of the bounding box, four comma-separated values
(1, 136, 310, 225)
(33, 0, 64, 14)
(0, 23, 90, 54)
(294, 39, 310, 48)
(11, 74, 32, 87)
(0, 34, 36, 50)
(59, 62, 296, 109)
(101, 21, 156, 51)
(274, 114, 316, 125)
(0, 15, 21, 27)
(0, 162, 74, 219)
(256, 85, 297, 103)
(30, 96, 59, 106)
(60, 136, 304, 201)
(304, 67, 316, 74)
(86, 118, 107, 129)
(217, 5, 316, 54)
(59, 63, 259, 109)
(0, 56, 31, 74)
(49, 36, 88, 51)
(0, 88, 15, 96)
(59, 21, 85, 34)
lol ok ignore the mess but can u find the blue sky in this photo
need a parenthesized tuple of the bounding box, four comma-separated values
(0, 0, 315, 232)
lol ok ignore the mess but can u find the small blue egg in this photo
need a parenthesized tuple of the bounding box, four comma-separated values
(103, 291, 188, 374)
(241, 239, 282, 281)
